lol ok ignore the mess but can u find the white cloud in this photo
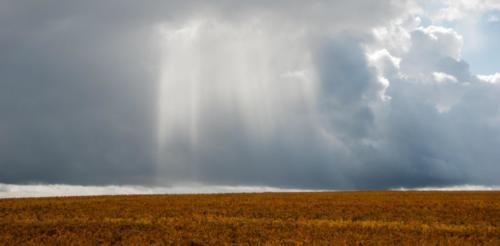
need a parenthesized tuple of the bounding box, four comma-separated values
(398, 25, 464, 78)
(395, 184, 500, 191)
(478, 73, 500, 83)
(432, 72, 458, 83)
(2, 183, 497, 198)
(368, 49, 401, 75)
(431, 0, 500, 21)
(0, 183, 313, 198)
(371, 16, 421, 56)
(416, 25, 464, 60)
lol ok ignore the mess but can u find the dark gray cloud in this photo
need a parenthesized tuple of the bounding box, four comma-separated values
(1, 0, 499, 189)
(0, 0, 160, 184)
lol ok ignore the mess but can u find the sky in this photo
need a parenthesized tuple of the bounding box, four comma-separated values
(1, 0, 500, 195)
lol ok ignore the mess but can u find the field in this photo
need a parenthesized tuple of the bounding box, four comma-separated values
(1, 192, 499, 245)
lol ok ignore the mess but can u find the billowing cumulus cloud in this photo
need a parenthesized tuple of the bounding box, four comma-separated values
(1, 0, 499, 191)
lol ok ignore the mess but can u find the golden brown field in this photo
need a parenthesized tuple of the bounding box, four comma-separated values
(0, 191, 499, 245)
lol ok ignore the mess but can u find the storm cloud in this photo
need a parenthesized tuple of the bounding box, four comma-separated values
(1, 0, 499, 190)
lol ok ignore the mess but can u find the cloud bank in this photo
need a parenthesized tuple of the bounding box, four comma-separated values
(0, 183, 311, 198)
(1, 183, 497, 198)
(1, 0, 499, 190)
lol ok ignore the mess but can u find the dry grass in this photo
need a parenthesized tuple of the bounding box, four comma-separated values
(1, 191, 499, 245)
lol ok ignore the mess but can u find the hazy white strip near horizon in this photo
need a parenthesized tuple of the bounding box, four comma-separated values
(1, 184, 499, 198)
(393, 185, 500, 191)
(0, 184, 315, 199)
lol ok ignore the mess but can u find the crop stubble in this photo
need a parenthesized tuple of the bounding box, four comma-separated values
(0, 191, 499, 245)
